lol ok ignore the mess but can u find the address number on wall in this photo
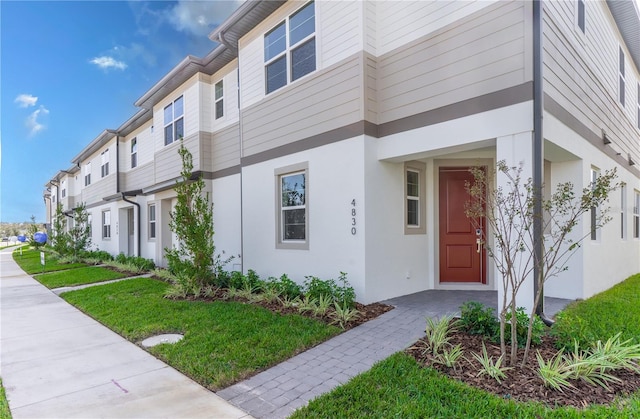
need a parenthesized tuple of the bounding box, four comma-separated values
(351, 199, 357, 235)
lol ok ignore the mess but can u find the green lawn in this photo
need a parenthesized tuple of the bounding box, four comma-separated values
(61, 278, 340, 390)
(12, 248, 86, 274)
(292, 352, 640, 418)
(34, 266, 128, 289)
(0, 378, 11, 419)
(293, 273, 640, 418)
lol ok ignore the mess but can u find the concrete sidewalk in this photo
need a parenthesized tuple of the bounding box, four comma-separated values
(0, 248, 251, 419)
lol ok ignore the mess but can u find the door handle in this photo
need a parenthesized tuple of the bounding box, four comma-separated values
(476, 238, 482, 253)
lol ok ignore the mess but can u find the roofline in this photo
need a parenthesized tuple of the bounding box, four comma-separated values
(71, 129, 117, 164)
(116, 108, 153, 138)
(208, 0, 265, 42)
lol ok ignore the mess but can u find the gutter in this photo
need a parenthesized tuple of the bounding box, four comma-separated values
(533, 0, 554, 327)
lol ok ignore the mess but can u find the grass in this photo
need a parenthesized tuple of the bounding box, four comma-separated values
(0, 378, 11, 419)
(291, 353, 640, 418)
(12, 247, 86, 274)
(61, 277, 340, 390)
(552, 273, 640, 350)
(33, 266, 128, 289)
(294, 273, 640, 418)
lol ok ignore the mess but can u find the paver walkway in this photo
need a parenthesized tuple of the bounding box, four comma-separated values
(0, 247, 251, 419)
(218, 290, 571, 418)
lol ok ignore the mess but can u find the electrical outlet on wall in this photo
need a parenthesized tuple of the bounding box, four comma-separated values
(405, 270, 411, 280)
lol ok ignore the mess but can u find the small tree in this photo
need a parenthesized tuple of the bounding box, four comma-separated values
(27, 215, 44, 248)
(165, 140, 216, 293)
(466, 161, 618, 366)
(68, 203, 92, 258)
(51, 203, 70, 254)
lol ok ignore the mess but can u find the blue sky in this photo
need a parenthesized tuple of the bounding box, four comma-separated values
(1, 0, 241, 223)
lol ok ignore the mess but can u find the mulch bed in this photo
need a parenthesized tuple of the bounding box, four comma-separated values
(406, 329, 640, 409)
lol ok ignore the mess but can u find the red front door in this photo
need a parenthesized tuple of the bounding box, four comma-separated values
(438, 167, 486, 283)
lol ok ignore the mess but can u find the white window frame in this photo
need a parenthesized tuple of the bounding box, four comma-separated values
(634, 190, 640, 239)
(576, 0, 585, 33)
(404, 161, 426, 235)
(621, 184, 627, 239)
(275, 162, 308, 250)
(102, 210, 111, 239)
(84, 162, 92, 186)
(164, 96, 184, 146)
(148, 204, 156, 240)
(214, 80, 224, 120)
(590, 167, 600, 241)
(619, 46, 625, 107)
(637, 83, 640, 130)
(101, 149, 109, 178)
(61, 180, 66, 198)
(264, 1, 316, 95)
(131, 138, 138, 169)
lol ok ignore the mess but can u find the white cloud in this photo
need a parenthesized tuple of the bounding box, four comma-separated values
(15, 94, 38, 108)
(90, 56, 128, 70)
(26, 106, 49, 137)
(165, 0, 242, 37)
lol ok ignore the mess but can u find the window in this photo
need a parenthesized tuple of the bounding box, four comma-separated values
(131, 138, 137, 168)
(101, 149, 109, 177)
(577, 0, 585, 33)
(590, 168, 599, 241)
(265, 1, 315, 94)
(619, 47, 625, 107)
(634, 190, 640, 239)
(84, 162, 92, 186)
(102, 210, 111, 239)
(637, 83, 639, 129)
(214, 80, 224, 119)
(148, 204, 156, 239)
(621, 184, 627, 239)
(61, 180, 66, 198)
(405, 162, 426, 234)
(164, 96, 184, 146)
(275, 163, 308, 249)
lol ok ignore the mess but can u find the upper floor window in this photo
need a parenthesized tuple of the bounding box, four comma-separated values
(577, 0, 585, 33)
(84, 162, 92, 186)
(164, 96, 184, 146)
(131, 138, 138, 168)
(634, 190, 640, 239)
(264, 1, 315, 94)
(619, 47, 625, 107)
(214, 80, 224, 119)
(101, 149, 109, 178)
(61, 180, 66, 198)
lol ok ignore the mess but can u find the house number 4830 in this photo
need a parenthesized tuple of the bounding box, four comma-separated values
(350, 199, 357, 235)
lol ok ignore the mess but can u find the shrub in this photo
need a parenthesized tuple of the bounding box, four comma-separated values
(500, 307, 545, 348)
(81, 250, 114, 262)
(459, 301, 498, 337)
(268, 274, 302, 299)
(303, 272, 355, 308)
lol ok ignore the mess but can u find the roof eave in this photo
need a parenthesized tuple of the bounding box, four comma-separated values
(607, 0, 640, 71)
(71, 129, 117, 164)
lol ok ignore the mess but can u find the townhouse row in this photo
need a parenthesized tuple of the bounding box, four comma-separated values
(45, 0, 640, 307)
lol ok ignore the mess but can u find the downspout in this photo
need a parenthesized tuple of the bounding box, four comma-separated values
(533, 0, 554, 327)
(122, 193, 141, 257)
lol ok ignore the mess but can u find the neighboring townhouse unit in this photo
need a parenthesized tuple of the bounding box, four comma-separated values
(44, 0, 640, 310)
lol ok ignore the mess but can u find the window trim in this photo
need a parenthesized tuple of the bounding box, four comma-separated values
(84, 162, 92, 186)
(590, 167, 600, 241)
(102, 210, 111, 239)
(164, 96, 184, 146)
(131, 138, 138, 169)
(637, 83, 640, 130)
(214, 79, 224, 120)
(148, 204, 156, 240)
(634, 190, 640, 239)
(100, 149, 109, 178)
(621, 184, 627, 239)
(404, 161, 426, 235)
(264, 1, 316, 95)
(619, 46, 625, 107)
(576, 0, 585, 34)
(275, 162, 309, 250)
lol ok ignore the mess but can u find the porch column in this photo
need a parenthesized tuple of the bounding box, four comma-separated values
(495, 133, 535, 314)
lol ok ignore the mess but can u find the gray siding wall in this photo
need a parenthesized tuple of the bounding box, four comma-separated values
(241, 53, 363, 157)
(543, 2, 640, 166)
(154, 134, 200, 183)
(212, 123, 240, 171)
(81, 175, 116, 206)
(121, 162, 154, 192)
(376, 0, 529, 124)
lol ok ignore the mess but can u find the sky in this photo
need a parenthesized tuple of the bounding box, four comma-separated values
(1, 0, 242, 223)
